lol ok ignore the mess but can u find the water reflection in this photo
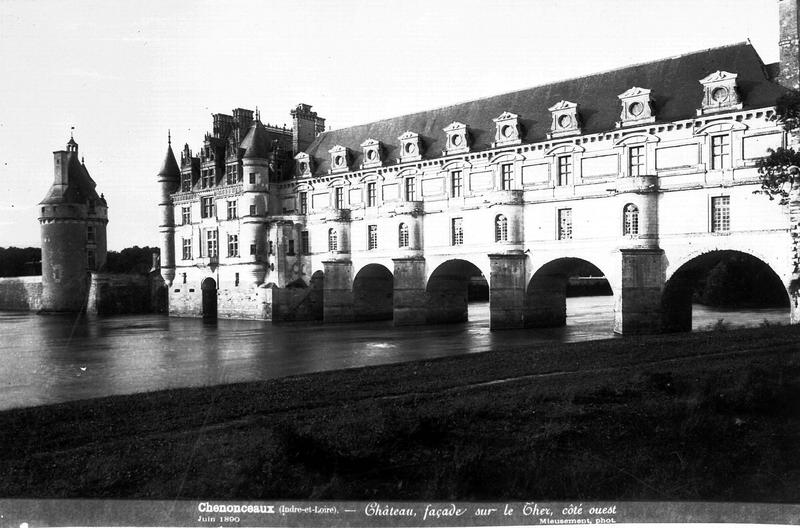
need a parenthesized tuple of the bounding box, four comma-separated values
(0, 297, 789, 410)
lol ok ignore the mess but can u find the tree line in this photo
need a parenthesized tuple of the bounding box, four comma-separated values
(0, 246, 159, 277)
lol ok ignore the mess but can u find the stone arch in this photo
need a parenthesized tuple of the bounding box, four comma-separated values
(526, 257, 613, 328)
(201, 277, 217, 320)
(661, 249, 790, 332)
(353, 263, 394, 321)
(425, 258, 487, 324)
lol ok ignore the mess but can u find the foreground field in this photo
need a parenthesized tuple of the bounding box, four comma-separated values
(0, 325, 799, 500)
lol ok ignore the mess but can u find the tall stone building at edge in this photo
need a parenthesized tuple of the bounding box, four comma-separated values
(158, 0, 800, 333)
(39, 137, 108, 312)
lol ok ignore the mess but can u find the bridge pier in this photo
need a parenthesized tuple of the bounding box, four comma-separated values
(322, 260, 354, 323)
(489, 253, 528, 329)
(393, 257, 427, 326)
(614, 248, 666, 334)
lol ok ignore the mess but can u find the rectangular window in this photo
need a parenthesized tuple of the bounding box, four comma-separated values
(501, 163, 513, 190)
(249, 204, 256, 216)
(299, 192, 308, 214)
(226, 200, 237, 220)
(227, 234, 239, 257)
(87, 225, 95, 243)
(182, 238, 192, 260)
(301, 231, 309, 254)
(269, 241, 274, 255)
(368, 225, 378, 250)
(201, 168, 214, 188)
(557, 156, 572, 186)
(451, 170, 462, 198)
(250, 243, 257, 256)
(181, 172, 192, 192)
(558, 208, 573, 240)
(206, 230, 218, 258)
(87, 249, 95, 269)
(367, 182, 377, 207)
(711, 134, 730, 170)
(182, 206, 191, 225)
(451, 217, 463, 245)
(405, 178, 416, 201)
(629, 146, 644, 176)
(288, 239, 295, 256)
(711, 196, 730, 232)
(249, 172, 256, 184)
(334, 187, 344, 210)
(201, 197, 215, 218)
(226, 165, 238, 185)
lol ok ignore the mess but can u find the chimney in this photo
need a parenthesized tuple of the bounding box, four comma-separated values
(291, 104, 326, 155)
(53, 150, 70, 188)
(778, 0, 800, 89)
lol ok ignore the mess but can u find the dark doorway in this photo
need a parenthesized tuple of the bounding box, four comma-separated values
(201, 277, 217, 320)
(353, 264, 394, 321)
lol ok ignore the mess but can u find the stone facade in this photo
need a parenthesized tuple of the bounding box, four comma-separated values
(160, 1, 800, 333)
(39, 137, 108, 312)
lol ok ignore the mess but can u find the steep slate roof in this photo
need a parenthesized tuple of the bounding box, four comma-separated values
(304, 42, 788, 176)
(240, 120, 272, 159)
(158, 144, 181, 180)
(40, 152, 102, 205)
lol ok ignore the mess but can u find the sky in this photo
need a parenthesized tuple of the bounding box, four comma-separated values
(0, 0, 781, 250)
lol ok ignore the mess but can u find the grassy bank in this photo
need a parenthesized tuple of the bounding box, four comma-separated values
(1, 325, 799, 500)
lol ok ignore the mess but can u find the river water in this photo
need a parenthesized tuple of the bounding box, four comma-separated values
(0, 297, 789, 410)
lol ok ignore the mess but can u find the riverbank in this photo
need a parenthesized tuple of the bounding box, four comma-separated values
(1, 324, 799, 501)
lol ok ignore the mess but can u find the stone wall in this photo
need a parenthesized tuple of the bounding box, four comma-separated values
(0, 276, 43, 311)
(86, 272, 166, 315)
(272, 285, 323, 322)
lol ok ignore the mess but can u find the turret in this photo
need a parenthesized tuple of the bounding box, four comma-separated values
(158, 132, 181, 285)
(239, 118, 270, 285)
(39, 135, 108, 312)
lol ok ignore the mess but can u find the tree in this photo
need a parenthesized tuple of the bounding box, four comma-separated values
(756, 90, 800, 204)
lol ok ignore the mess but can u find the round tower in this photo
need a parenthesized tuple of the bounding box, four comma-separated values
(39, 136, 109, 312)
(157, 133, 181, 285)
(239, 118, 270, 285)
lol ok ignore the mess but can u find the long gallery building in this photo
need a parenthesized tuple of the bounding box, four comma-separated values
(157, 0, 800, 333)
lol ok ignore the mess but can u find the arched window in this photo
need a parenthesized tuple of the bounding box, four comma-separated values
(398, 222, 409, 248)
(495, 214, 508, 242)
(328, 228, 338, 251)
(623, 204, 639, 236)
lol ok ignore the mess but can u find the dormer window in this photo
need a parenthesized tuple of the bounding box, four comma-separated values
(492, 111, 522, 147)
(398, 131, 422, 162)
(443, 122, 470, 155)
(295, 152, 313, 177)
(361, 138, 382, 168)
(328, 145, 349, 174)
(698, 71, 742, 115)
(617, 87, 655, 127)
(547, 101, 581, 138)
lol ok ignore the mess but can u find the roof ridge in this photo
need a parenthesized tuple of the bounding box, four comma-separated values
(319, 40, 754, 138)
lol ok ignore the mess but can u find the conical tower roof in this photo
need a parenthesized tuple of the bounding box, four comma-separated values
(240, 119, 271, 159)
(158, 134, 181, 181)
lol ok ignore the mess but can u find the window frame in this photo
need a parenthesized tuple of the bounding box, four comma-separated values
(367, 224, 378, 250)
(451, 217, 464, 246)
(451, 170, 463, 198)
(495, 214, 508, 242)
(557, 155, 572, 186)
(711, 195, 730, 233)
(557, 208, 573, 240)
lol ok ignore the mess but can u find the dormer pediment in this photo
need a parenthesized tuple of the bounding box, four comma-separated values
(398, 131, 422, 162)
(328, 145, 350, 174)
(360, 138, 383, 168)
(617, 86, 655, 127)
(547, 101, 581, 139)
(295, 152, 313, 177)
(698, 70, 742, 115)
(492, 111, 522, 147)
(443, 122, 470, 155)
